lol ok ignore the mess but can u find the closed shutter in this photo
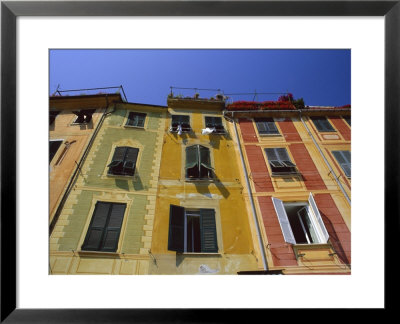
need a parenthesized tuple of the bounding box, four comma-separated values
(200, 209, 218, 253)
(82, 202, 111, 251)
(276, 148, 290, 161)
(272, 197, 296, 244)
(168, 205, 185, 252)
(102, 203, 126, 252)
(308, 193, 329, 243)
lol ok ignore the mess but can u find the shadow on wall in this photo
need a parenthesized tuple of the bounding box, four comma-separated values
(320, 211, 351, 266)
(192, 177, 230, 199)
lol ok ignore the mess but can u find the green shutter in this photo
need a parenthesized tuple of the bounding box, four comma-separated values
(200, 209, 218, 253)
(124, 147, 139, 171)
(199, 145, 213, 170)
(102, 203, 126, 252)
(185, 145, 199, 169)
(81, 202, 111, 251)
(168, 205, 185, 252)
(82, 202, 126, 252)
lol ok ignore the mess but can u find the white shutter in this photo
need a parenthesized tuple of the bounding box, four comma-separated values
(271, 197, 296, 244)
(308, 193, 329, 243)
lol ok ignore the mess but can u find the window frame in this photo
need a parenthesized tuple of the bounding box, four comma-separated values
(81, 201, 127, 253)
(71, 109, 96, 125)
(203, 116, 226, 135)
(185, 144, 214, 181)
(310, 116, 336, 132)
(49, 139, 63, 164)
(168, 205, 219, 254)
(254, 117, 281, 136)
(125, 111, 147, 128)
(332, 150, 351, 178)
(170, 114, 191, 133)
(107, 146, 139, 177)
(271, 194, 330, 246)
(264, 147, 298, 176)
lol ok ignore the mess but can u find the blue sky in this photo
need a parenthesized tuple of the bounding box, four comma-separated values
(50, 49, 350, 107)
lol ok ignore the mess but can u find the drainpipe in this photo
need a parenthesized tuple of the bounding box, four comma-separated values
(224, 111, 269, 271)
(49, 95, 115, 235)
(299, 111, 351, 205)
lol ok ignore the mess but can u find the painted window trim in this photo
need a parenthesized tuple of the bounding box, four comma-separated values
(168, 205, 219, 253)
(253, 117, 282, 137)
(271, 194, 330, 245)
(107, 146, 139, 177)
(203, 115, 226, 135)
(170, 114, 192, 133)
(264, 147, 299, 176)
(184, 144, 215, 181)
(332, 150, 351, 178)
(80, 201, 127, 253)
(310, 116, 337, 133)
(124, 111, 147, 129)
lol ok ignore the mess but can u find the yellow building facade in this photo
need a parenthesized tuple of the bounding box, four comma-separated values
(150, 96, 260, 274)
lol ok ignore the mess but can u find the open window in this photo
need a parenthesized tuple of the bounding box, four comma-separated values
(343, 116, 351, 126)
(49, 111, 60, 126)
(168, 205, 218, 253)
(310, 116, 335, 132)
(49, 140, 63, 163)
(332, 150, 351, 178)
(185, 145, 213, 180)
(264, 147, 297, 175)
(72, 109, 96, 124)
(204, 116, 225, 134)
(272, 194, 329, 245)
(107, 146, 139, 176)
(126, 112, 146, 127)
(170, 115, 191, 133)
(81, 201, 126, 252)
(254, 117, 280, 135)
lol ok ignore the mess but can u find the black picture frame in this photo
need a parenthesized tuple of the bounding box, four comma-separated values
(1, 0, 397, 322)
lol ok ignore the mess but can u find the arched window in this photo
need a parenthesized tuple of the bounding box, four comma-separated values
(107, 146, 139, 176)
(185, 145, 213, 180)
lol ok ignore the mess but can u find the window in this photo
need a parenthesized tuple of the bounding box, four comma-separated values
(264, 147, 297, 175)
(204, 116, 225, 134)
(49, 140, 63, 163)
(126, 112, 146, 127)
(107, 146, 139, 176)
(81, 201, 126, 252)
(272, 193, 329, 245)
(49, 111, 60, 126)
(72, 109, 95, 124)
(332, 150, 351, 178)
(310, 116, 335, 132)
(170, 115, 191, 133)
(185, 145, 213, 180)
(168, 205, 218, 253)
(343, 116, 351, 126)
(254, 117, 280, 135)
